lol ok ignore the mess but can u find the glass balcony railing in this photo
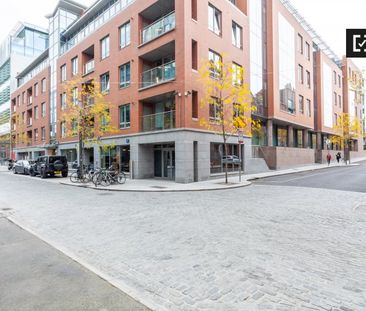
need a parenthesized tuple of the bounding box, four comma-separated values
(140, 61, 176, 89)
(142, 110, 175, 132)
(141, 11, 176, 44)
(83, 59, 95, 75)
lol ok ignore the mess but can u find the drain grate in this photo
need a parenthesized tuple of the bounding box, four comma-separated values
(1, 208, 12, 211)
(150, 186, 167, 189)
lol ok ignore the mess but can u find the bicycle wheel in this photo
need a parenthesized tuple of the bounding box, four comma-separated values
(70, 171, 79, 183)
(100, 173, 111, 187)
(117, 172, 126, 184)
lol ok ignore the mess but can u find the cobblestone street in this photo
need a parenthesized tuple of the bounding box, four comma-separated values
(1, 171, 366, 311)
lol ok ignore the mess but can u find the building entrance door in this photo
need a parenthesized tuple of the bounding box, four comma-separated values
(154, 144, 175, 180)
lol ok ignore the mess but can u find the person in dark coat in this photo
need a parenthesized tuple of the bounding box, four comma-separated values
(326, 153, 332, 166)
(336, 152, 341, 164)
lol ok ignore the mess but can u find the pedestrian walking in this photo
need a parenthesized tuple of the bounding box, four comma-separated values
(336, 152, 341, 164)
(326, 153, 332, 166)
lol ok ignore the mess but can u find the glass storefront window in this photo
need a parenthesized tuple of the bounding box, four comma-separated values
(210, 143, 240, 174)
(277, 127, 288, 147)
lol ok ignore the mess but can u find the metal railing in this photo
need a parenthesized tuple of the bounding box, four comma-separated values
(83, 59, 95, 75)
(140, 60, 176, 89)
(142, 110, 175, 132)
(141, 11, 175, 44)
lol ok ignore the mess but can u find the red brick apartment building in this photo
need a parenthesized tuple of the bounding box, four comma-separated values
(11, 0, 365, 182)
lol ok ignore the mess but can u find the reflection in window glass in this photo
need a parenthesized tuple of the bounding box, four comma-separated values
(323, 62, 333, 127)
(278, 13, 295, 114)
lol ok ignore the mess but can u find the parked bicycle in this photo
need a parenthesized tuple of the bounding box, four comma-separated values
(92, 169, 126, 187)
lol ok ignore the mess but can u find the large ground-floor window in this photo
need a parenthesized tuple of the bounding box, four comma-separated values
(61, 149, 77, 162)
(210, 143, 240, 174)
(100, 147, 116, 169)
(120, 145, 130, 172)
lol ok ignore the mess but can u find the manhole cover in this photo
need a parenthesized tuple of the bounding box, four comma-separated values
(1, 208, 11, 211)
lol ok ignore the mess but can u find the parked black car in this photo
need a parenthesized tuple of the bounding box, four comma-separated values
(8, 159, 15, 171)
(30, 156, 68, 178)
(13, 160, 33, 175)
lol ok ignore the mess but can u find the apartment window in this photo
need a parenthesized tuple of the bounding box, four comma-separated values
(100, 72, 110, 93)
(41, 127, 46, 141)
(119, 104, 130, 128)
(299, 95, 304, 114)
(334, 92, 337, 105)
(298, 34, 303, 54)
(61, 122, 66, 138)
(119, 62, 131, 88)
(191, 0, 197, 20)
(34, 83, 38, 97)
(41, 78, 46, 93)
(61, 93, 67, 110)
(232, 62, 243, 86)
(22, 92, 25, 104)
(41, 102, 46, 117)
(232, 21, 242, 49)
(208, 49, 222, 79)
(17, 95, 20, 106)
(334, 113, 338, 125)
(71, 119, 78, 135)
(192, 40, 198, 70)
(305, 42, 310, 60)
(298, 65, 304, 84)
(209, 96, 221, 122)
(192, 90, 198, 119)
(338, 74, 341, 88)
(100, 36, 110, 60)
(306, 70, 311, 88)
(208, 4, 221, 35)
(72, 87, 78, 105)
(307, 99, 311, 117)
(34, 106, 39, 120)
(355, 107, 358, 117)
(119, 21, 131, 48)
(61, 64, 67, 82)
(71, 57, 78, 75)
(333, 71, 337, 84)
(338, 95, 342, 108)
(34, 128, 39, 141)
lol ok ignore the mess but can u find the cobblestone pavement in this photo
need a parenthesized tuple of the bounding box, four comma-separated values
(1, 173, 366, 311)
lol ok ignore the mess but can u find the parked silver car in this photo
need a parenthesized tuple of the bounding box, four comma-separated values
(13, 160, 33, 175)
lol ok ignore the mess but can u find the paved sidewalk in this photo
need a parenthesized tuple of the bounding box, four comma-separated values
(2, 157, 365, 192)
(60, 157, 366, 192)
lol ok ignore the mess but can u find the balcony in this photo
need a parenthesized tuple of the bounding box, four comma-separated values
(27, 118, 32, 127)
(142, 110, 175, 132)
(140, 60, 176, 89)
(27, 96, 33, 106)
(83, 59, 95, 76)
(141, 11, 176, 45)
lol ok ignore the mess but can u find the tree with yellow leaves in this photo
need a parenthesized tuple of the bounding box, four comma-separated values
(329, 113, 362, 164)
(60, 78, 116, 175)
(199, 57, 259, 183)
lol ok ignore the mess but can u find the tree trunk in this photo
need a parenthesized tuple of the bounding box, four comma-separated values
(79, 132, 84, 177)
(223, 136, 228, 184)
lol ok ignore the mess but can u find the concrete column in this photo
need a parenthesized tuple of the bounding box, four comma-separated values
(175, 140, 194, 183)
(266, 119, 273, 146)
(93, 144, 101, 169)
(288, 125, 294, 147)
(303, 129, 309, 148)
(130, 143, 154, 179)
(316, 132, 322, 150)
(197, 141, 210, 181)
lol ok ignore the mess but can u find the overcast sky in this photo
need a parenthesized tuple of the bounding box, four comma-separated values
(0, 0, 365, 69)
